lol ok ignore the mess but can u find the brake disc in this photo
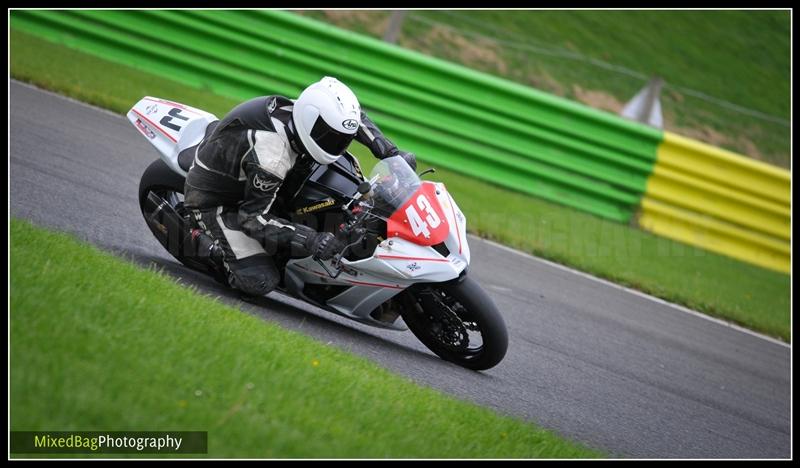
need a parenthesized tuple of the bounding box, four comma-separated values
(427, 290, 470, 350)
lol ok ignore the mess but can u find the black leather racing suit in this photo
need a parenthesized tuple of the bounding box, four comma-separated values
(183, 95, 411, 296)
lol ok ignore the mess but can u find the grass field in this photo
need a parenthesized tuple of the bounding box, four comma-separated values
(299, 10, 791, 169)
(9, 218, 603, 458)
(9, 28, 790, 341)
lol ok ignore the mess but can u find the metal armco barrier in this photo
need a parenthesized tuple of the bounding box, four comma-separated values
(640, 132, 790, 273)
(11, 10, 790, 273)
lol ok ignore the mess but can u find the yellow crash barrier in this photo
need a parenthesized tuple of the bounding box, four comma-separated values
(641, 132, 790, 274)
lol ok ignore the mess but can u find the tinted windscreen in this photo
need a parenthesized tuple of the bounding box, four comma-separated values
(367, 156, 421, 218)
(310, 116, 355, 155)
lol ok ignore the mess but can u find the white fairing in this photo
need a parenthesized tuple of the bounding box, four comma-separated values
(285, 183, 470, 330)
(127, 96, 218, 176)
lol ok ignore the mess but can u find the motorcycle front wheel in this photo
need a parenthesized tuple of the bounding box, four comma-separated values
(400, 275, 508, 371)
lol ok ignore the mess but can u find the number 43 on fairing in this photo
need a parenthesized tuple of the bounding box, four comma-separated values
(388, 183, 450, 245)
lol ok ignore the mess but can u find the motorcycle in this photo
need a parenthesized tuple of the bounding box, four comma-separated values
(129, 96, 508, 370)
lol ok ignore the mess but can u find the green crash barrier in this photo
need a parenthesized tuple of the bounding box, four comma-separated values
(11, 9, 663, 223)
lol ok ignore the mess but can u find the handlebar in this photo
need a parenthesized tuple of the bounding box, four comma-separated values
(314, 199, 372, 279)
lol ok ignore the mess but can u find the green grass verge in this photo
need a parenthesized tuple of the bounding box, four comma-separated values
(10, 218, 603, 458)
(9, 29, 790, 341)
(299, 10, 791, 169)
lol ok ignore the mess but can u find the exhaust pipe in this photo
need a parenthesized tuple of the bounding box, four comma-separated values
(143, 191, 190, 258)
(143, 192, 224, 262)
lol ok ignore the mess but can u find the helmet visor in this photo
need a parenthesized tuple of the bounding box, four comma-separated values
(310, 116, 356, 156)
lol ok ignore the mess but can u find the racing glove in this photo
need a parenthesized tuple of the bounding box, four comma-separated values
(396, 150, 417, 172)
(290, 225, 346, 261)
(310, 232, 346, 261)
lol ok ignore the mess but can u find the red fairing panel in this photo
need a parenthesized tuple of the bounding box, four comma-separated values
(387, 182, 450, 246)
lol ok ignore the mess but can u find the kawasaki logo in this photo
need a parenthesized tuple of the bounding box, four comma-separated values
(296, 198, 336, 214)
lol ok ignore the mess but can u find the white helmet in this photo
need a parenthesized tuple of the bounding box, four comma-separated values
(292, 76, 361, 165)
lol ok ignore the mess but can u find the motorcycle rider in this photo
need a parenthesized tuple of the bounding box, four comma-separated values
(183, 76, 416, 298)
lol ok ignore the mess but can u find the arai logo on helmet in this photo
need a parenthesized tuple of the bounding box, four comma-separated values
(342, 119, 359, 131)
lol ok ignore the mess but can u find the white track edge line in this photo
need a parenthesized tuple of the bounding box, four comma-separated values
(14, 80, 125, 119)
(469, 235, 790, 348)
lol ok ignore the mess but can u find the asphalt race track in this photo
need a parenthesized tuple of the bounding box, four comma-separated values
(9, 81, 791, 458)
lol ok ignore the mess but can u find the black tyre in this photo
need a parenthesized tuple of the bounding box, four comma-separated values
(138, 158, 186, 209)
(401, 275, 508, 371)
